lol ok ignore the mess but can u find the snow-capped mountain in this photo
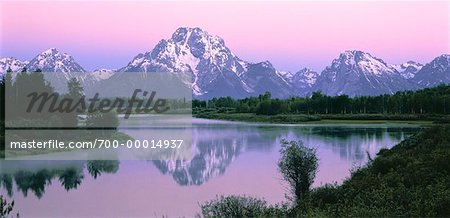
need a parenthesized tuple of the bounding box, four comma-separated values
(391, 61, 423, 79)
(26, 48, 86, 73)
(120, 27, 294, 98)
(0, 57, 29, 75)
(312, 50, 417, 96)
(92, 68, 115, 81)
(413, 54, 450, 87)
(1, 28, 449, 98)
(291, 68, 320, 96)
(239, 61, 294, 98)
(0, 49, 115, 93)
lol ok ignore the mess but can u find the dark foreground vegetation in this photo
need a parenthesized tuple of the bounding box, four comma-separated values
(0, 69, 130, 156)
(194, 84, 450, 123)
(200, 124, 450, 217)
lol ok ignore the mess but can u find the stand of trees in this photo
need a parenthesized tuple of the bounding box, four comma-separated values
(1, 68, 120, 129)
(193, 85, 450, 116)
(0, 68, 123, 152)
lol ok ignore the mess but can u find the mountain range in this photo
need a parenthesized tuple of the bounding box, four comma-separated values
(1, 27, 449, 98)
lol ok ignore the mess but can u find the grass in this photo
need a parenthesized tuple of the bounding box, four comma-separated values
(306, 119, 433, 125)
(194, 112, 435, 125)
(194, 112, 320, 123)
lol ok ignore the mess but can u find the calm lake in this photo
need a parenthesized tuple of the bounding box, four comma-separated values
(0, 118, 421, 217)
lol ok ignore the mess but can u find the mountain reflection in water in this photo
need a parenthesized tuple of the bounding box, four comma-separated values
(0, 120, 421, 217)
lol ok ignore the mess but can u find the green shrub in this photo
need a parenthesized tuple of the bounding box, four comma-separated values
(278, 140, 318, 206)
(200, 195, 289, 218)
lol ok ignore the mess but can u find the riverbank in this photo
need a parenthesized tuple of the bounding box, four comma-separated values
(200, 124, 450, 217)
(193, 112, 437, 125)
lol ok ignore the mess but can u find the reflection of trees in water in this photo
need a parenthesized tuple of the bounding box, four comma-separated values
(0, 160, 119, 198)
(14, 169, 54, 198)
(87, 160, 119, 179)
(0, 175, 13, 197)
(58, 168, 84, 191)
(298, 127, 420, 161)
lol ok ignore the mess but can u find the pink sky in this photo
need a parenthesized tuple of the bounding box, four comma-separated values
(1, 1, 449, 72)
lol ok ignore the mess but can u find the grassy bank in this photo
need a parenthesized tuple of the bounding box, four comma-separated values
(200, 124, 450, 217)
(193, 111, 437, 124)
(305, 119, 432, 125)
(305, 124, 450, 216)
(194, 112, 321, 123)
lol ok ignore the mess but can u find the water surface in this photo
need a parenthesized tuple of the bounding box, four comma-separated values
(0, 118, 421, 217)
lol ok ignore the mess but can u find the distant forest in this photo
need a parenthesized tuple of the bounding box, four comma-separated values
(193, 84, 450, 115)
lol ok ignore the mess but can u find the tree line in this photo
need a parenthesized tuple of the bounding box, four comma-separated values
(0, 67, 121, 128)
(193, 84, 450, 115)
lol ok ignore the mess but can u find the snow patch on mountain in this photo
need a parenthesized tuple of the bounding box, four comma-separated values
(0, 57, 29, 75)
(391, 61, 423, 79)
(92, 68, 115, 81)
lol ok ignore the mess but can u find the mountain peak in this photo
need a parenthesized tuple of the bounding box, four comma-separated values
(427, 54, 450, 69)
(120, 27, 295, 98)
(38, 48, 70, 59)
(333, 50, 391, 73)
(314, 50, 414, 96)
(406, 60, 419, 65)
(257, 60, 274, 68)
(122, 27, 232, 74)
(172, 27, 204, 37)
(26, 48, 85, 72)
(412, 54, 450, 87)
(297, 67, 315, 73)
(292, 68, 320, 91)
(171, 27, 224, 46)
(42, 47, 60, 55)
(339, 50, 382, 63)
(436, 54, 450, 63)
(342, 50, 366, 55)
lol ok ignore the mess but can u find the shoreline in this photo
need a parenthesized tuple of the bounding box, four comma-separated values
(193, 113, 435, 125)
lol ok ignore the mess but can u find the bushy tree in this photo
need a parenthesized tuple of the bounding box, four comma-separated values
(9, 69, 54, 121)
(278, 140, 318, 207)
